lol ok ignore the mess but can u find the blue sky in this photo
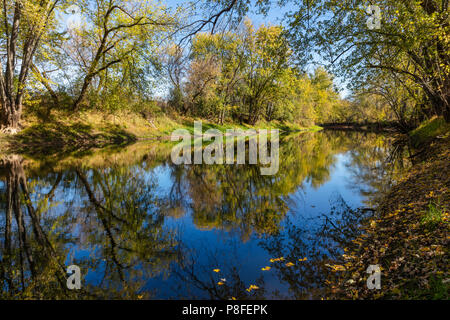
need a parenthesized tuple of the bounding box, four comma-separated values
(165, 0, 292, 28)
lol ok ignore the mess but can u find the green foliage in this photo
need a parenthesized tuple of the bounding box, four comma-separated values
(421, 200, 446, 227)
(182, 20, 343, 125)
(284, 0, 450, 123)
(426, 276, 450, 300)
(401, 275, 449, 300)
(410, 117, 450, 147)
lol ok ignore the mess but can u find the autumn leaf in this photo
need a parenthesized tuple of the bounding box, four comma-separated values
(246, 284, 260, 292)
(285, 262, 294, 267)
(270, 257, 284, 263)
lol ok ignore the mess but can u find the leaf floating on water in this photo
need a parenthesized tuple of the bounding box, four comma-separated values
(298, 257, 308, 262)
(285, 262, 295, 267)
(217, 281, 224, 286)
(246, 284, 260, 292)
(261, 266, 271, 271)
(269, 257, 284, 263)
(213, 269, 220, 273)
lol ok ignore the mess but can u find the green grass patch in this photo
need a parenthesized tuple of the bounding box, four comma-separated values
(409, 117, 450, 148)
(421, 199, 446, 227)
(170, 119, 321, 136)
(401, 275, 450, 300)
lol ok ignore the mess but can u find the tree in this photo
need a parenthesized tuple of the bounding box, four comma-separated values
(183, 20, 299, 125)
(184, 54, 221, 116)
(241, 21, 292, 124)
(285, 0, 450, 122)
(188, 31, 245, 122)
(0, 0, 60, 132)
(166, 44, 187, 112)
(67, 0, 175, 111)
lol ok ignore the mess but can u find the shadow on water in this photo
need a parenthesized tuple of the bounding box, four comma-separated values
(0, 131, 412, 299)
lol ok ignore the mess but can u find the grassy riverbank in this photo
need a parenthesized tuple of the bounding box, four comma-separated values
(328, 117, 449, 299)
(0, 110, 319, 157)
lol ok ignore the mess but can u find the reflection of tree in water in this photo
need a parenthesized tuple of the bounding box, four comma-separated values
(163, 131, 348, 240)
(0, 155, 71, 299)
(0, 130, 408, 299)
(185, 164, 289, 239)
(110, 131, 403, 299)
(158, 163, 189, 219)
(72, 166, 180, 298)
(258, 195, 374, 299)
(164, 130, 396, 241)
(0, 159, 180, 299)
(344, 134, 412, 206)
(173, 195, 373, 300)
(173, 241, 268, 300)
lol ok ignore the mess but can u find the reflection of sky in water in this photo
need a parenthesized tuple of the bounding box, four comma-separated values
(124, 152, 365, 298)
(1, 131, 391, 299)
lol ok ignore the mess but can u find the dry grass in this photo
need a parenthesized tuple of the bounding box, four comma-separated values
(1, 108, 319, 158)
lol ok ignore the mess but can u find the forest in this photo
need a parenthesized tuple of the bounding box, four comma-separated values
(0, 0, 447, 136)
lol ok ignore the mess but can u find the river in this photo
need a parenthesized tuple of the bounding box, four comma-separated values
(0, 130, 410, 299)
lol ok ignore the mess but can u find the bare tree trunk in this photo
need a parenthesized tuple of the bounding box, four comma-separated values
(0, 100, 22, 133)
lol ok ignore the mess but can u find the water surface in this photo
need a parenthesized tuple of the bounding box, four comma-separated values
(0, 130, 409, 299)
